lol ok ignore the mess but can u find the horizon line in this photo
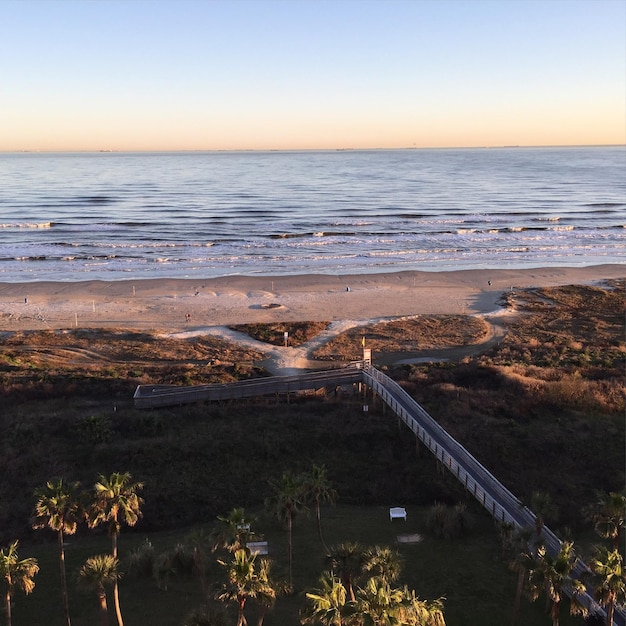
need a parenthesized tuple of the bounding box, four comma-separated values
(2, 143, 625, 154)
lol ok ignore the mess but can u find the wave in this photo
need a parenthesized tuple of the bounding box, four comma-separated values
(0, 221, 53, 229)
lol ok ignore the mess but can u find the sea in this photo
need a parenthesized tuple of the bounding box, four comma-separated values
(0, 146, 624, 283)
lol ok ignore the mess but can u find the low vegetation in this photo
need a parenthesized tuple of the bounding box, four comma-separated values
(0, 280, 624, 625)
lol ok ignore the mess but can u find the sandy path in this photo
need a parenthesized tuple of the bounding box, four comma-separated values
(169, 310, 510, 375)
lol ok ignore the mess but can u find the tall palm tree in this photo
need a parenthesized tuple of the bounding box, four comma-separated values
(525, 541, 587, 626)
(88, 472, 144, 626)
(301, 464, 337, 555)
(216, 548, 266, 626)
(587, 546, 626, 626)
(584, 490, 626, 551)
(32, 477, 82, 626)
(265, 471, 307, 589)
(78, 554, 120, 626)
(302, 572, 349, 626)
(0, 541, 39, 626)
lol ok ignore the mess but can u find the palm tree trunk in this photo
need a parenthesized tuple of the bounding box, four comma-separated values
(551, 599, 560, 626)
(511, 568, 524, 626)
(5, 588, 12, 626)
(287, 509, 293, 589)
(97, 586, 109, 626)
(237, 596, 247, 626)
(606, 601, 615, 626)
(256, 607, 267, 626)
(193, 546, 209, 603)
(58, 529, 72, 626)
(112, 584, 124, 626)
(315, 500, 329, 554)
(111, 531, 124, 626)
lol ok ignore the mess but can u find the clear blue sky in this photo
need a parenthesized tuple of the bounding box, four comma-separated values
(2, 0, 624, 151)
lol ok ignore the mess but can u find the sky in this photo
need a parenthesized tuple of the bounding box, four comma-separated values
(1, 0, 625, 151)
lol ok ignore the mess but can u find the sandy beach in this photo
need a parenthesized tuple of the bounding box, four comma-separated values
(0, 265, 623, 333)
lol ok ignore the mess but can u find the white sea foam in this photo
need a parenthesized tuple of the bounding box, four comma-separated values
(0, 222, 52, 229)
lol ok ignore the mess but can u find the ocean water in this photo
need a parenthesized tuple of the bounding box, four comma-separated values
(0, 147, 624, 282)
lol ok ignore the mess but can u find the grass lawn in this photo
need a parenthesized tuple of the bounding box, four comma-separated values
(12, 503, 586, 626)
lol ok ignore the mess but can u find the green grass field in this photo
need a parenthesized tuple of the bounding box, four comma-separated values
(12, 503, 587, 626)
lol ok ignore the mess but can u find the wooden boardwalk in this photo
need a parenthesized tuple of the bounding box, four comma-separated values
(134, 363, 622, 624)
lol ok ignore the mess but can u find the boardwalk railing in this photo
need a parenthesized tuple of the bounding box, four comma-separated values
(134, 363, 622, 623)
(133, 366, 363, 408)
(362, 363, 620, 625)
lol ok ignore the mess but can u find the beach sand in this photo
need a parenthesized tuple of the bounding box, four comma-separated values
(0, 265, 623, 333)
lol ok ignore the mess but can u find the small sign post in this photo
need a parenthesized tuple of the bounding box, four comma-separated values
(363, 347, 371, 365)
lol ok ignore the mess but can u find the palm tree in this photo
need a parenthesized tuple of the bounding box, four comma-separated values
(301, 464, 337, 555)
(0, 541, 39, 626)
(265, 470, 307, 589)
(88, 472, 144, 626)
(254, 557, 281, 626)
(301, 572, 349, 626)
(587, 546, 626, 626)
(397, 586, 446, 626)
(530, 491, 558, 538)
(507, 526, 535, 626)
(326, 542, 364, 603)
(32, 477, 82, 626)
(525, 541, 587, 626)
(584, 490, 626, 551)
(78, 554, 120, 626)
(212, 507, 258, 554)
(216, 548, 266, 626)
(353, 576, 405, 626)
(361, 546, 403, 586)
(185, 528, 213, 604)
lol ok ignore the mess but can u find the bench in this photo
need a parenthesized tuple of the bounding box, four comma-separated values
(389, 507, 407, 522)
(247, 541, 269, 555)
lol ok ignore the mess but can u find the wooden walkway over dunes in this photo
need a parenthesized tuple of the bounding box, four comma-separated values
(133, 365, 364, 409)
(134, 364, 622, 624)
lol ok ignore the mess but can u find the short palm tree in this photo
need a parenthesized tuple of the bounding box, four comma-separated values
(302, 571, 349, 626)
(326, 542, 364, 602)
(587, 546, 626, 626)
(584, 490, 626, 551)
(216, 548, 266, 626)
(212, 507, 258, 554)
(353, 576, 406, 626)
(361, 546, 403, 586)
(32, 477, 82, 626)
(0, 541, 39, 626)
(265, 471, 307, 589)
(78, 554, 120, 626)
(254, 557, 280, 626)
(301, 464, 337, 555)
(397, 586, 446, 626)
(525, 541, 587, 626)
(507, 527, 535, 626)
(530, 491, 558, 538)
(88, 472, 144, 626)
